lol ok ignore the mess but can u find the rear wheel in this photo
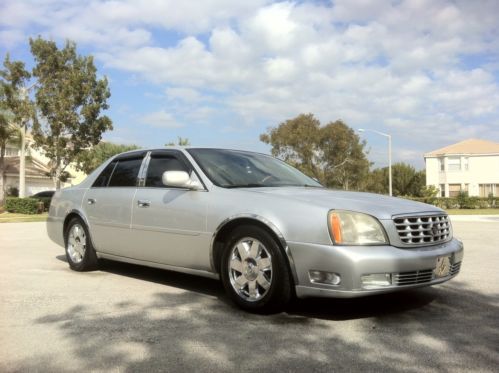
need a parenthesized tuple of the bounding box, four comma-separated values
(221, 225, 292, 313)
(65, 217, 99, 271)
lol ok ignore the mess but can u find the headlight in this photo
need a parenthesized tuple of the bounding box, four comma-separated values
(328, 210, 388, 245)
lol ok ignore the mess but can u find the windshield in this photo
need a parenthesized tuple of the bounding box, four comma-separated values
(187, 148, 323, 188)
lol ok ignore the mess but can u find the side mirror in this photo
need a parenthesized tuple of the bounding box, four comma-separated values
(162, 171, 202, 190)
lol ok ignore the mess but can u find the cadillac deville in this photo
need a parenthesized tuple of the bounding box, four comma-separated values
(47, 148, 463, 312)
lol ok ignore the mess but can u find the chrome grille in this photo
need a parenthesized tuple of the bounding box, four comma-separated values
(393, 214, 451, 245)
(450, 261, 461, 276)
(392, 269, 434, 286)
(392, 261, 461, 286)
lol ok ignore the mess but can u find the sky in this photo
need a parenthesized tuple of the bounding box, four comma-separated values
(1, 0, 498, 169)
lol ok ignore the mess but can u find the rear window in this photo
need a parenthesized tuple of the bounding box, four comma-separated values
(108, 158, 143, 187)
(92, 161, 117, 187)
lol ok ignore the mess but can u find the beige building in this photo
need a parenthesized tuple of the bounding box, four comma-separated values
(424, 139, 499, 198)
(4, 139, 87, 196)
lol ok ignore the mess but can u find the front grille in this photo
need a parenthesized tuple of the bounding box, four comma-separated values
(392, 269, 434, 285)
(450, 261, 461, 276)
(393, 214, 451, 245)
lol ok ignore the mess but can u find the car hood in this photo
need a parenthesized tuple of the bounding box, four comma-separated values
(241, 187, 443, 220)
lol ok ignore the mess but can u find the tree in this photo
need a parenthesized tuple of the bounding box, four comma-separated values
(0, 54, 35, 198)
(260, 114, 370, 190)
(165, 137, 190, 146)
(29, 37, 112, 189)
(0, 111, 22, 206)
(365, 163, 426, 197)
(76, 142, 140, 174)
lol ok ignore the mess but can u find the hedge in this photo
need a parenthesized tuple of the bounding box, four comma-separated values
(5, 197, 43, 214)
(404, 196, 498, 209)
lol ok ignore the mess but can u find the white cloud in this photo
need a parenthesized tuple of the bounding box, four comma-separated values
(1, 0, 499, 165)
(140, 110, 182, 128)
(166, 87, 203, 103)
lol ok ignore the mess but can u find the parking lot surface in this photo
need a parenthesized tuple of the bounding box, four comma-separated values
(1, 220, 498, 372)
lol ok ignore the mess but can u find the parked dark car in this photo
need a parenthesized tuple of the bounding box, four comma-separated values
(33, 190, 55, 211)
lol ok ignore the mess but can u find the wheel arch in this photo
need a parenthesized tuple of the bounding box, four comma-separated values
(210, 214, 298, 285)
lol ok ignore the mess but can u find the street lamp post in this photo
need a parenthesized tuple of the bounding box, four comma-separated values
(358, 128, 392, 197)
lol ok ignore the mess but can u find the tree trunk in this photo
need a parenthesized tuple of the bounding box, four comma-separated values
(19, 124, 26, 197)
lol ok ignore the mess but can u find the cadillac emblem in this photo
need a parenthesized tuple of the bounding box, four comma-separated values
(431, 224, 440, 237)
(434, 256, 451, 278)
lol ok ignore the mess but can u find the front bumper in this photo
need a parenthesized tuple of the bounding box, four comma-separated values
(288, 237, 464, 299)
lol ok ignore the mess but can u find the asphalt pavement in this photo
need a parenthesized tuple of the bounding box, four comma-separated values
(0, 220, 498, 372)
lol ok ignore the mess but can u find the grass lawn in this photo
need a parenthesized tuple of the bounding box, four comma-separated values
(0, 212, 48, 223)
(445, 209, 499, 215)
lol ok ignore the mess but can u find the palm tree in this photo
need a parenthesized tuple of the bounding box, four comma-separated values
(0, 112, 21, 206)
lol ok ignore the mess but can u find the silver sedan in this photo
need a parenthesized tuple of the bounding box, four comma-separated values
(47, 148, 464, 312)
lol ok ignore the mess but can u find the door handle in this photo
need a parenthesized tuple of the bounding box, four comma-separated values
(87, 198, 96, 205)
(137, 200, 151, 208)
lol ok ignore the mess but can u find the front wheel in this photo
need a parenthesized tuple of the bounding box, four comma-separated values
(65, 217, 99, 271)
(221, 225, 292, 313)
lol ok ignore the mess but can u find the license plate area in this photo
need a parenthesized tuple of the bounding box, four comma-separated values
(434, 256, 451, 278)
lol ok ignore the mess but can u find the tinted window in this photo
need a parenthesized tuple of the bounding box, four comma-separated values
(92, 161, 117, 187)
(146, 154, 190, 187)
(108, 158, 143, 187)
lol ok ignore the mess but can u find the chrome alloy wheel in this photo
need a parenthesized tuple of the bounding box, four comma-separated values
(228, 237, 273, 302)
(67, 224, 87, 264)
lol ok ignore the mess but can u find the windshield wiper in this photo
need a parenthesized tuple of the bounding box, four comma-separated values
(225, 183, 267, 188)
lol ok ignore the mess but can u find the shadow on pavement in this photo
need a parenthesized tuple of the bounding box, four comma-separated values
(32, 256, 498, 372)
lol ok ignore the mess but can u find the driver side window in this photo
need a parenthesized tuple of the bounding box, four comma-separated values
(145, 153, 190, 188)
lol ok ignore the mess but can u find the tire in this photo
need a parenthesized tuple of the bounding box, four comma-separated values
(220, 225, 292, 313)
(64, 217, 99, 271)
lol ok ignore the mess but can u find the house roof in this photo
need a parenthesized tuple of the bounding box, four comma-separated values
(3, 156, 52, 178)
(424, 139, 499, 157)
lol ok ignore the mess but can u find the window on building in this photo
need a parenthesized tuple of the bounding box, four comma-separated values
(447, 157, 461, 171)
(462, 157, 469, 171)
(440, 184, 445, 197)
(479, 184, 496, 197)
(438, 158, 445, 172)
(448, 184, 461, 197)
(5, 147, 19, 156)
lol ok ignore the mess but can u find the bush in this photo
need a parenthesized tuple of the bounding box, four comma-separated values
(5, 197, 42, 214)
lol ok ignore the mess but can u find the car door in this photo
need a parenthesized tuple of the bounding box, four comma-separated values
(83, 151, 146, 257)
(131, 150, 211, 270)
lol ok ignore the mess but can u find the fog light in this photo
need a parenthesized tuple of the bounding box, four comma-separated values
(361, 273, 392, 289)
(309, 270, 341, 285)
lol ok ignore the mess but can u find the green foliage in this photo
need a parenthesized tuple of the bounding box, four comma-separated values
(0, 55, 34, 206)
(364, 163, 426, 197)
(0, 54, 35, 129)
(260, 114, 369, 190)
(76, 142, 140, 174)
(5, 197, 41, 214)
(29, 37, 113, 188)
(404, 196, 498, 210)
(165, 137, 190, 146)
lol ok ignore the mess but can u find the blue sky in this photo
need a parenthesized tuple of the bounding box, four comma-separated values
(1, 0, 499, 169)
